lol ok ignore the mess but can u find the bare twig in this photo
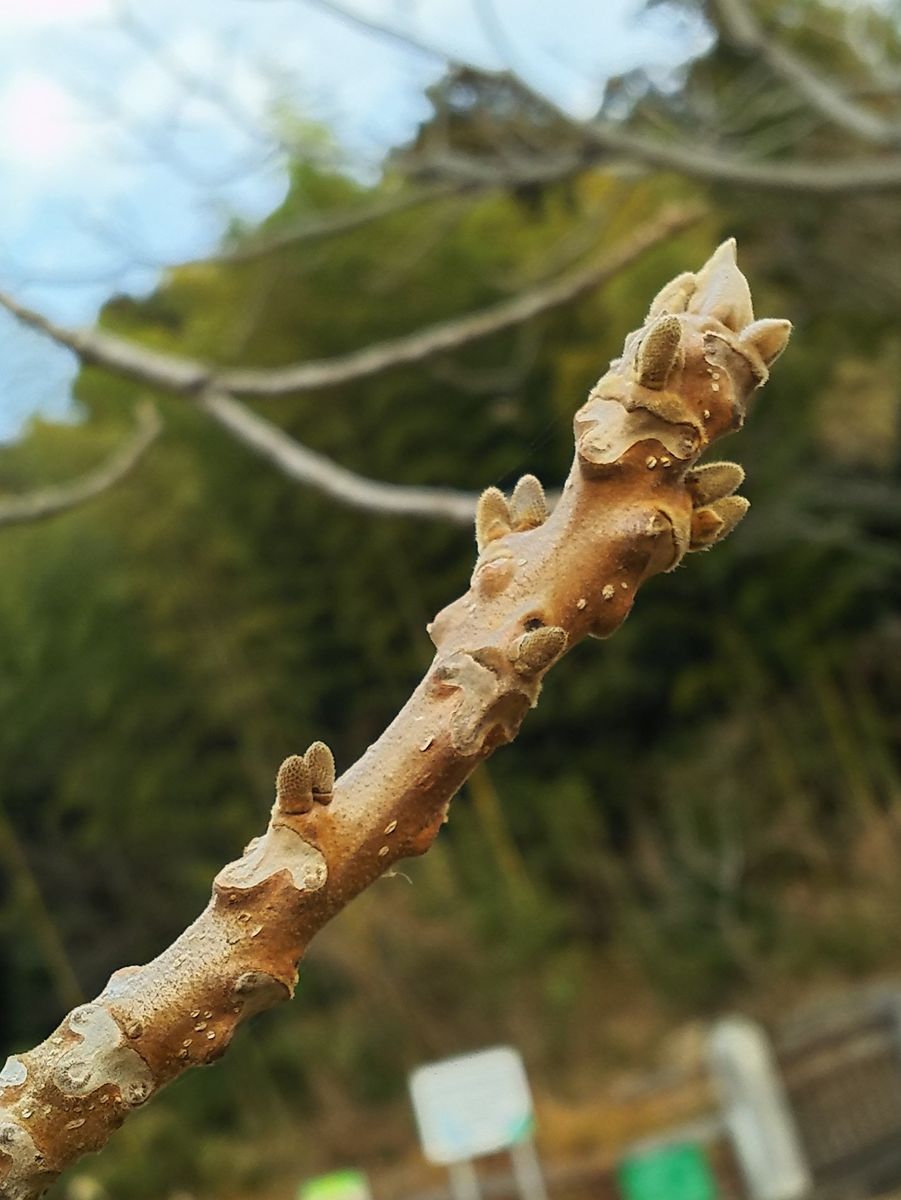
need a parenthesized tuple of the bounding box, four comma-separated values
(0, 205, 701, 402)
(0, 293, 208, 392)
(0, 208, 700, 523)
(0, 405, 161, 529)
(0, 243, 792, 1199)
(199, 390, 479, 521)
(220, 205, 702, 396)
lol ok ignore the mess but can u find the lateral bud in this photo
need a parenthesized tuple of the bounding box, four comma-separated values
(736, 318, 793, 380)
(475, 487, 512, 551)
(306, 741, 335, 802)
(510, 475, 547, 531)
(647, 270, 696, 318)
(276, 755, 312, 814)
(710, 495, 750, 542)
(513, 626, 567, 675)
(686, 462, 745, 506)
(636, 314, 683, 390)
(688, 495, 750, 550)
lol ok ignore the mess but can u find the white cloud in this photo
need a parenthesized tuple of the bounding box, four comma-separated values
(0, 0, 111, 28)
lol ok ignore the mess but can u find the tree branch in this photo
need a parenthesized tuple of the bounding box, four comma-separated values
(299, 0, 901, 195)
(0, 209, 701, 524)
(710, 0, 901, 147)
(0, 293, 208, 392)
(431, 123, 901, 196)
(211, 182, 474, 265)
(220, 205, 702, 396)
(0, 206, 701, 404)
(0, 405, 161, 529)
(199, 390, 480, 521)
(0, 242, 792, 1197)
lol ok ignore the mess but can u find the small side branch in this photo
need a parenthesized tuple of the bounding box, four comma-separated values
(200, 391, 480, 522)
(0, 405, 161, 529)
(219, 205, 702, 397)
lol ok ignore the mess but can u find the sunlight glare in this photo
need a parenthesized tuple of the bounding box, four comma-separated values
(0, 75, 87, 172)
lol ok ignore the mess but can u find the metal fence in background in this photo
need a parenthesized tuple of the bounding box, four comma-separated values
(776, 995, 901, 1199)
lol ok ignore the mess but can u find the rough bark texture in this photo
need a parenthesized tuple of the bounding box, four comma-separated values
(0, 242, 790, 1200)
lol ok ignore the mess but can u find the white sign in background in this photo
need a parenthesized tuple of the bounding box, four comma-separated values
(409, 1046, 535, 1166)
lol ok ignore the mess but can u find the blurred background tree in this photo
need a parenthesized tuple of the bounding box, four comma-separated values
(0, 0, 899, 1195)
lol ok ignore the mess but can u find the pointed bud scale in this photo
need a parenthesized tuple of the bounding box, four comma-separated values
(688, 239, 754, 332)
(276, 755, 313, 814)
(475, 487, 512, 552)
(305, 741, 335, 801)
(688, 507, 726, 550)
(513, 626, 568, 675)
(738, 318, 792, 368)
(510, 475, 547, 531)
(636, 315, 683, 389)
(686, 462, 745, 506)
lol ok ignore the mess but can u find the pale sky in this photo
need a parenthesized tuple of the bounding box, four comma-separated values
(0, 0, 711, 440)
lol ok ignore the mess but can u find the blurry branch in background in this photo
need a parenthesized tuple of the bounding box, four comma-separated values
(0, 404, 161, 529)
(302, 0, 901, 196)
(213, 181, 473, 264)
(710, 0, 901, 147)
(843, 3, 901, 93)
(0, 206, 698, 398)
(198, 390, 480, 522)
(0, 204, 699, 523)
(417, 106, 901, 195)
(426, 320, 541, 396)
(220, 205, 702, 396)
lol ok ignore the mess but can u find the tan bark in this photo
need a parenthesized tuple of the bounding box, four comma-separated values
(0, 241, 790, 1199)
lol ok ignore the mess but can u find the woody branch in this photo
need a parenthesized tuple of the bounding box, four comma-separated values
(0, 243, 790, 1199)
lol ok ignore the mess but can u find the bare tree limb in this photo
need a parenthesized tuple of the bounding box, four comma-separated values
(0, 242, 792, 1200)
(199, 390, 480, 521)
(0, 205, 702, 402)
(219, 205, 703, 396)
(0, 405, 161, 529)
(0, 208, 701, 524)
(0, 293, 208, 392)
(299, 0, 901, 195)
(430, 121, 901, 196)
(711, 0, 901, 147)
